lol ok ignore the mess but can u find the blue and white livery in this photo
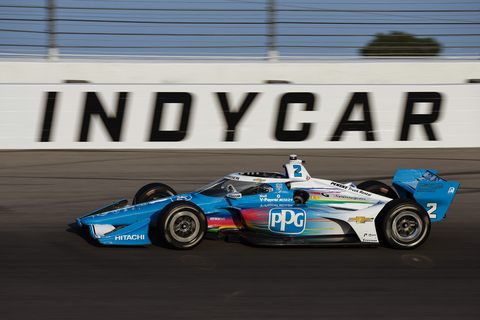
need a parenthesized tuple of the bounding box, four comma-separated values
(76, 155, 459, 250)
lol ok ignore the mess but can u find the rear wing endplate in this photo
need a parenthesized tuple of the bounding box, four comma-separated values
(392, 169, 459, 222)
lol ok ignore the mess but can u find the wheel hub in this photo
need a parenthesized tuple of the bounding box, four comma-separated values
(169, 211, 201, 243)
(392, 211, 423, 243)
(179, 220, 192, 232)
(398, 218, 416, 236)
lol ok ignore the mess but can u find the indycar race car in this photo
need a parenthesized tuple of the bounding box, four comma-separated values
(76, 155, 459, 250)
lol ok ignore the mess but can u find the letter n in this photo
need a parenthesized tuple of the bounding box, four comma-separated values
(79, 92, 127, 142)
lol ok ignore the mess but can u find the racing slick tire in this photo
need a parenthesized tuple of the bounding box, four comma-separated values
(158, 201, 207, 250)
(133, 183, 177, 205)
(357, 180, 398, 199)
(379, 198, 431, 250)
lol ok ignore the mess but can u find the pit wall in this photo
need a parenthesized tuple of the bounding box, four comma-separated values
(1, 83, 478, 149)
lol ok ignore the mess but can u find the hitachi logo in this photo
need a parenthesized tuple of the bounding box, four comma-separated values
(115, 235, 145, 241)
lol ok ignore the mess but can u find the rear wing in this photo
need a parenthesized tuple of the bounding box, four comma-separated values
(392, 169, 459, 222)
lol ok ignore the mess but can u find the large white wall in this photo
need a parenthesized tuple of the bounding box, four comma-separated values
(1, 59, 479, 84)
(0, 83, 478, 149)
(0, 60, 478, 149)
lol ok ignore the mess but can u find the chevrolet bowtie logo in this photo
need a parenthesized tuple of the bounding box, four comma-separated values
(349, 216, 372, 223)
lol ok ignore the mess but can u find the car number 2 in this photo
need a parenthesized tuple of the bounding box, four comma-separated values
(427, 203, 437, 219)
(293, 165, 302, 177)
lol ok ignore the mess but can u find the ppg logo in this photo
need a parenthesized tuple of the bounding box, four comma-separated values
(269, 209, 306, 234)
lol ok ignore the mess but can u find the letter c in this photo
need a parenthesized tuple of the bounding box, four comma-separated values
(275, 93, 315, 141)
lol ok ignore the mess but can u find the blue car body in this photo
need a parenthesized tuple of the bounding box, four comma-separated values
(76, 155, 459, 249)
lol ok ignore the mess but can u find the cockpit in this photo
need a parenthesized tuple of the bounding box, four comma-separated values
(196, 178, 274, 198)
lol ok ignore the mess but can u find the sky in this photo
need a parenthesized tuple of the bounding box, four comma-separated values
(0, 0, 478, 59)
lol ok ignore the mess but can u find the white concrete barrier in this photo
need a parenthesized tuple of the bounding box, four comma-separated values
(1, 60, 479, 84)
(0, 84, 478, 149)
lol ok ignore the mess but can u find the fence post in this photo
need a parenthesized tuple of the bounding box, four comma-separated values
(47, 0, 58, 60)
(267, 0, 278, 61)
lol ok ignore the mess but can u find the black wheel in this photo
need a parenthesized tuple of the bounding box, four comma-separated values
(357, 180, 398, 199)
(133, 183, 177, 205)
(380, 198, 430, 249)
(158, 201, 207, 250)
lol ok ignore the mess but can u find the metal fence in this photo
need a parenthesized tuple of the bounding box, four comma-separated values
(1, 0, 479, 60)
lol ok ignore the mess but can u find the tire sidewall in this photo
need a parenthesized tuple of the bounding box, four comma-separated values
(357, 180, 398, 199)
(382, 199, 430, 249)
(159, 201, 207, 250)
(134, 183, 177, 205)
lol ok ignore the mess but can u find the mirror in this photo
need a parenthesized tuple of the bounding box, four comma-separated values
(226, 192, 242, 199)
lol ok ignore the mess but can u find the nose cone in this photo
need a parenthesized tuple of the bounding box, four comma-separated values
(80, 206, 138, 226)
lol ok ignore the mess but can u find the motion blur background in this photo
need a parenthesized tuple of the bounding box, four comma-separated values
(1, 2, 479, 320)
(1, 0, 479, 60)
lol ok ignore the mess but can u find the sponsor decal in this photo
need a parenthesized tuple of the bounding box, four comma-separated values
(331, 182, 348, 190)
(260, 196, 293, 203)
(448, 187, 455, 194)
(362, 233, 378, 242)
(260, 203, 292, 208)
(175, 195, 193, 201)
(310, 193, 366, 201)
(420, 170, 445, 182)
(253, 178, 265, 182)
(209, 217, 226, 221)
(269, 208, 306, 234)
(114, 234, 145, 241)
(330, 182, 372, 196)
(349, 216, 373, 223)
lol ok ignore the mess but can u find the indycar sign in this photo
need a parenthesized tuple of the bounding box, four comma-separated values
(0, 84, 478, 149)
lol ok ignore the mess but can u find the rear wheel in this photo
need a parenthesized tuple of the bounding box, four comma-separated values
(158, 201, 207, 250)
(133, 183, 177, 205)
(357, 180, 398, 199)
(380, 198, 430, 249)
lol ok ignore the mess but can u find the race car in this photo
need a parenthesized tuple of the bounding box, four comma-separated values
(76, 155, 459, 250)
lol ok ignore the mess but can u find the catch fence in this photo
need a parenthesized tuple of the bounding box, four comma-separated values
(0, 1, 479, 60)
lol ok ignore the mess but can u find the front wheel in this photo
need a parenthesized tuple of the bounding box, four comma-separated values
(133, 183, 177, 205)
(158, 201, 207, 250)
(381, 198, 430, 249)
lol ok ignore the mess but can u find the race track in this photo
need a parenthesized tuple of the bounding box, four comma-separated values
(1, 149, 479, 320)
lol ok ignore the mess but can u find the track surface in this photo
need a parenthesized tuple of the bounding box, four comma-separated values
(1, 149, 479, 320)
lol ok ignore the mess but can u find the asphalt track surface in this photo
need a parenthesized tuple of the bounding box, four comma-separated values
(1, 149, 479, 320)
